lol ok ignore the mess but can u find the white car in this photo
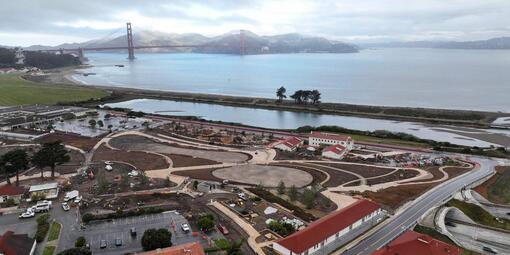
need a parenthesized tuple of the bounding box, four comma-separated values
(62, 202, 70, 211)
(74, 196, 82, 203)
(181, 223, 190, 232)
(19, 209, 35, 219)
(105, 165, 113, 171)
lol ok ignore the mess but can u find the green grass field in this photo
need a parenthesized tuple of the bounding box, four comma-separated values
(488, 168, 510, 203)
(448, 199, 510, 231)
(42, 246, 55, 255)
(47, 222, 62, 241)
(0, 74, 108, 106)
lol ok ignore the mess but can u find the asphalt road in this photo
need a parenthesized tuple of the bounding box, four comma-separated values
(343, 157, 498, 255)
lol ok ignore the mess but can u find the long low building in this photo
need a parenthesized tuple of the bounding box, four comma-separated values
(308, 131, 354, 149)
(273, 199, 384, 255)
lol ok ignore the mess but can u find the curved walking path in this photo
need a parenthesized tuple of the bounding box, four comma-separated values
(300, 162, 367, 186)
(273, 162, 331, 186)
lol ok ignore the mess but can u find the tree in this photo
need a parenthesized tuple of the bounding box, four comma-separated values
(290, 90, 304, 104)
(34, 141, 70, 178)
(57, 248, 91, 255)
(226, 240, 244, 255)
(277, 180, 286, 195)
(0, 157, 8, 185)
(97, 120, 104, 128)
(141, 228, 172, 251)
(75, 236, 86, 248)
(31, 148, 49, 178)
(142, 121, 151, 130)
(302, 90, 312, 104)
(303, 188, 316, 209)
(276, 86, 287, 103)
(197, 214, 215, 232)
(310, 90, 321, 104)
(288, 185, 298, 201)
(88, 119, 96, 128)
(2, 149, 28, 186)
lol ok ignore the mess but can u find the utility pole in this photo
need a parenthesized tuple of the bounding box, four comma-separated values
(126, 22, 135, 60)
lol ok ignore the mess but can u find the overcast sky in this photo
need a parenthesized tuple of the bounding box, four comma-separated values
(1, 0, 509, 46)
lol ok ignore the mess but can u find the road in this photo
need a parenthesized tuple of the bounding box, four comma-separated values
(342, 157, 498, 255)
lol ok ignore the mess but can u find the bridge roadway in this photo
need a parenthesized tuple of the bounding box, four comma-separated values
(342, 157, 497, 255)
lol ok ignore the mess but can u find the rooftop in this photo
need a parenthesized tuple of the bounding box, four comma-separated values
(135, 242, 205, 255)
(371, 230, 463, 255)
(275, 199, 380, 254)
(323, 144, 347, 154)
(29, 182, 58, 192)
(277, 136, 303, 148)
(0, 185, 26, 196)
(0, 231, 35, 255)
(309, 131, 352, 142)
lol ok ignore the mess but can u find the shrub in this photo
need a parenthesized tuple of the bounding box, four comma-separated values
(197, 214, 215, 232)
(75, 236, 86, 248)
(81, 213, 94, 223)
(35, 214, 50, 242)
(141, 228, 172, 251)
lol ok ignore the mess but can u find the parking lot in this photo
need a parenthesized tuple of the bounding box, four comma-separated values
(72, 211, 217, 254)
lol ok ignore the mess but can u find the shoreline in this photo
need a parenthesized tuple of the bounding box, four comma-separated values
(24, 67, 510, 129)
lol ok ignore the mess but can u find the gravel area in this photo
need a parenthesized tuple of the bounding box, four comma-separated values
(212, 164, 313, 187)
(110, 135, 249, 163)
(92, 145, 169, 171)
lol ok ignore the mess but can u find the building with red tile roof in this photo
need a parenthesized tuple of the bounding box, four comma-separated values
(274, 136, 303, 152)
(371, 230, 463, 255)
(135, 242, 205, 255)
(0, 231, 36, 255)
(273, 199, 383, 255)
(309, 131, 353, 149)
(322, 144, 348, 159)
(0, 185, 26, 204)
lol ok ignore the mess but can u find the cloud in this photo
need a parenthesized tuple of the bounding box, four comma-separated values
(1, 0, 509, 46)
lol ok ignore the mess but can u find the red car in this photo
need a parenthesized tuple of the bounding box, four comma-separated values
(218, 224, 229, 235)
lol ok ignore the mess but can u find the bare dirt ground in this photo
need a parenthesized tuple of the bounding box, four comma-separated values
(474, 166, 510, 203)
(271, 163, 329, 185)
(92, 145, 169, 171)
(357, 165, 472, 210)
(37, 132, 101, 152)
(314, 162, 395, 178)
(109, 135, 249, 163)
(164, 153, 220, 167)
(212, 165, 314, 187)
(366, 169, 420, 186)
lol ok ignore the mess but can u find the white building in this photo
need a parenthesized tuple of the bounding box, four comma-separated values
(273, 200, 383, 255)
(28, 182, 59, 200)
(322, 144, 348, 160)
(308, 131, 353, 149)
(274, 137, 303, 152)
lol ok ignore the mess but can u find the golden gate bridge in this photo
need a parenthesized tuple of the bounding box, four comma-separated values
(34, 22, 247, 62)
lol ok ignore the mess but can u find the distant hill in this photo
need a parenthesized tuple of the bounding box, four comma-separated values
(24, 30, 359, 54)
(362, 37, 510, 49)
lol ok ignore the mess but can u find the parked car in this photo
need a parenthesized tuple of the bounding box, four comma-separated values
(100, 240, 107, 249)
(33, 201, 52, 213)
(74, 196, 82, 203)
(181, 223, 190, 232)
(218, 224, 229, 235)
(19, 209, 35, 219)
(483, 246, 498, 254)
(115, 238, 122, 246)
(238, 192, 247, 201)
(61, 202, 70, 211)
(130, 227, 137, 237)
(105, 165, 113, 171)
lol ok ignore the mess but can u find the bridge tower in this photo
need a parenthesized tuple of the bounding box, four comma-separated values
(77, 48, 85, 63)
(239, 29, 246, 55)
(126, 22, 135, 60)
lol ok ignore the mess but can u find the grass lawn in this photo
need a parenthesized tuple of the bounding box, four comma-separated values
(47, 222, 62, 241)
(413, 225, 480, 255)
(488, 167, 510, 203)
(42, 246, 55, 255)
(0, 74, 108, 106)
(447, 199, 510, 231)
(214, 238, 231, 249)
(347, 133, 431, 148)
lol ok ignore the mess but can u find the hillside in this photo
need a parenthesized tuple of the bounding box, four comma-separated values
(24, 30, 359, 55)
(362, 37, 510, 49)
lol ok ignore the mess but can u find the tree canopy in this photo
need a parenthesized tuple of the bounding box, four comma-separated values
(32, 141, 70, 178)
(276, 86, 287, 102)
(2, 149, 29, 186)
(141, 228, 172, 251)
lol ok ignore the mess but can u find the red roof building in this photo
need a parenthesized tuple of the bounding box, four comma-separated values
(0, 185, 25, 196)
(135, 242, 205, 255)
(273, 200, 382, 255)
(309, 131, 353, 148)
(0, 231, 36, 255)
(372, 230, 463, 255)
(0, 185, 26, 204)
(274, 136, 303, 151)
(322, 144, 348, 159)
